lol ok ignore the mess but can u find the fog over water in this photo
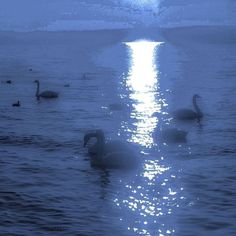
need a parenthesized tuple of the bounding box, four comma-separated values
(0, 0, 235, 31)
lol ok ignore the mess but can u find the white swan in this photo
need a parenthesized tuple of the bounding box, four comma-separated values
(83, 130, 138, 169)
(34, 80, 58, 100)
(173, 94, 203, 120)
(157, 128, 188, 144)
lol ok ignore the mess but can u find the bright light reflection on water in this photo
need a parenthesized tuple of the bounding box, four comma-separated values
(115, 40, 185, 236)
(124, 40, 163, 148)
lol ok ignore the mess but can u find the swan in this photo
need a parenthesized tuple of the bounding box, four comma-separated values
(34, 80, 58, 100)
(12, 101, 20, 107)
(173, 94, 203, 120)
(157, 128, 188, 144)
(83, 130, 138, 169)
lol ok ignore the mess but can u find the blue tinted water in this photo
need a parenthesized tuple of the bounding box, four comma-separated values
(0, 29, 235, 236)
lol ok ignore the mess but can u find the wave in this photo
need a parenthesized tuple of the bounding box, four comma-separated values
(0, 134, 78, 150)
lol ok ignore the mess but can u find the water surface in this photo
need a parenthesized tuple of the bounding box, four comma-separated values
(0, 28, 236, 236)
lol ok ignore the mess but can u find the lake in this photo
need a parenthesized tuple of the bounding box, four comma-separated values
(0, 27, 236, 236)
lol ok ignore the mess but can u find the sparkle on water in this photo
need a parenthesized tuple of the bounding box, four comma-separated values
(115, 40, 185, 236)
(124, 40, 163, 148)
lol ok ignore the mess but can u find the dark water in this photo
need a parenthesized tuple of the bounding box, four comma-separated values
(0, 29, 236, 236)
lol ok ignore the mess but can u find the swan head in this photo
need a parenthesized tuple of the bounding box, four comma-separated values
(83, 129, 105, 147)
(34, 80, 39, 84)
(193, 94, 201, 99)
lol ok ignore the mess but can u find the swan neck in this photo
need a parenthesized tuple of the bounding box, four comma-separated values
(193, 96, 202, 117)
(36, 82, 40, 98)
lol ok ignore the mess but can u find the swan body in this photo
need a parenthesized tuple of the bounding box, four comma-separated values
(173, 94, 203, 120)
(158, 128, 188, 143)
(84, 130, 138, 169)
(12, 101, 20, 107)
(34, 80, 58, 100)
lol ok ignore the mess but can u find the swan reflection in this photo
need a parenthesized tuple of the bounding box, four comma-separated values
(124, 40, 163, 147)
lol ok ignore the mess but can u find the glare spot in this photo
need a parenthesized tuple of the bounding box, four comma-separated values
(168, 188, 177, 196)
(143, 160, 169, 181)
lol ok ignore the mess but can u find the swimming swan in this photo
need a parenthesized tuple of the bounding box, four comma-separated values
(173, 94, 203, 120)
(83, 130, 138, 169)
(157, 128, 188, 144)
(12, 101, 20, 107)
(34, 80, 58, 100)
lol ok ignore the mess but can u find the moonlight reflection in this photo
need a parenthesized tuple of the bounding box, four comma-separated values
(115, 40, 185, 236)
(124, 40, 163, 147)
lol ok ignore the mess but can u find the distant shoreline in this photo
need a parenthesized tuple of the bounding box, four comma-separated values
(0, 28, 129, 49)
(0, 28, 130, 34)
(0, 24, 235, 33)
(0, 25, 235, 45)
(161, 25, 236, 44)
(161, 25, 236, 33)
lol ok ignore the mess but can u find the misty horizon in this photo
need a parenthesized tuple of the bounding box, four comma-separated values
(0, 0, 235, 31)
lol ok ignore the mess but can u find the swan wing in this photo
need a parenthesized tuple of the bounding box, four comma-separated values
(103, 151, 138, 169)
(86, 139, 139, 169)
(173, 109, 197, 119)
(105, 140, 134, 153)
(102, 141, 138, 168)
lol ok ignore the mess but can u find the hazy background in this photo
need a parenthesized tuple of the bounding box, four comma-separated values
(0, 0, 235, 31)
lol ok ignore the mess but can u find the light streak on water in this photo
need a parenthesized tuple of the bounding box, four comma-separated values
(124, 40, 163, 148)
(114, 40, 186, 236)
